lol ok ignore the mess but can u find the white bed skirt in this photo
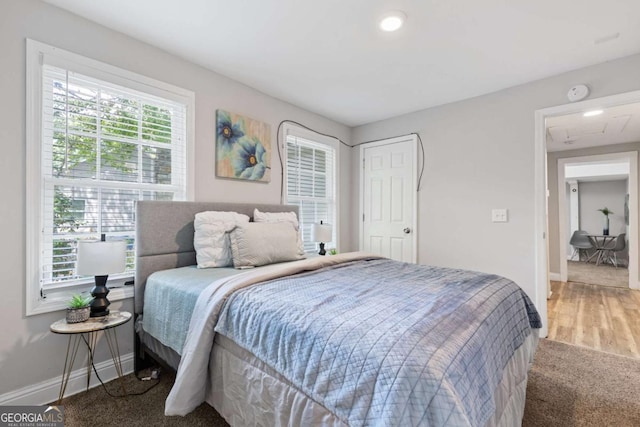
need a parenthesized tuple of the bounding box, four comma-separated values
(206, 332, 539, 427)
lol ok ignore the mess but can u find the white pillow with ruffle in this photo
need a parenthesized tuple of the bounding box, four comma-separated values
(194, 211, 250, 268)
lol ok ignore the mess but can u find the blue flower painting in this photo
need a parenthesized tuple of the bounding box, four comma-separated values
(232, 137, 267, 180)
(217, 110, 245, 151)
(215, 110, 271, 182)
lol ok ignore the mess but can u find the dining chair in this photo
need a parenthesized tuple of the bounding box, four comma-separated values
(569, 230, 593, 262)
(602, 233, 626, 268)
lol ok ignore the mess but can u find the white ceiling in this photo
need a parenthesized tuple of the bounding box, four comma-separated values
(547, 103, 640, 152)
(43, 0, 640, 126)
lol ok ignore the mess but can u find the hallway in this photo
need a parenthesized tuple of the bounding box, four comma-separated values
(547, 280, 640, 358)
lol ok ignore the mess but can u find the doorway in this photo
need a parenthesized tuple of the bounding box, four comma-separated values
(535, 90, 640, 338)
(556, 152, 635, 289)
(360, 134, 418, 262)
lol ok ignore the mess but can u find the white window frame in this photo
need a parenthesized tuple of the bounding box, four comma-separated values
(282, 123, 340, 253)
(26, 40, 195, 315)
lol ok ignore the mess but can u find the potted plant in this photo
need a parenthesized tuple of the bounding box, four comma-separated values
(66, 294, 93, 323)
(598, 207, 614, 236)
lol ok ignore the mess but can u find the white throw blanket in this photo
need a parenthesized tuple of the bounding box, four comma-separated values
(165, 252, 380, 416)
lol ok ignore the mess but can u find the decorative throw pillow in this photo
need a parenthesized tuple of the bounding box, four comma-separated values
(229, 222, 306, 268)
(193, 211, 250, 268)
(253, 208, 305, 255)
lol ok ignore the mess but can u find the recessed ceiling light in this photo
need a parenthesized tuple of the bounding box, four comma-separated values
(583, 110, 604, 117)
(379, 11, 406, 32)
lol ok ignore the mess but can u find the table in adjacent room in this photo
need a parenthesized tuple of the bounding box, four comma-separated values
(586, 234, 617, 266)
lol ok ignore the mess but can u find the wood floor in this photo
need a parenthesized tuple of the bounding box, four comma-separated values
(548, 280, 640, 358)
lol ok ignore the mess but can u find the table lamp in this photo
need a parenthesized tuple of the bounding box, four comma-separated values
(311, 221, 332, 256)
(77, 234, 126, 317)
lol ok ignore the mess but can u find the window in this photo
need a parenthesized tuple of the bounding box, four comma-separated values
(26, 40, 194, 315)
(283, 125, 338, 252)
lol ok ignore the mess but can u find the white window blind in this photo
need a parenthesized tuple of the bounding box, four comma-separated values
(40, 64, 188, 291)
(285, 134, 337, 252)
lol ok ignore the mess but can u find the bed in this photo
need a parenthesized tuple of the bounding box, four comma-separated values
(134, 201, 541, 427)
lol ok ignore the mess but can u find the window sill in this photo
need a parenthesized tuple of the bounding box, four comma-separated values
(26, 277, 134, 316)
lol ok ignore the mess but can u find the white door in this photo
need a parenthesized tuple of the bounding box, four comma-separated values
(361, 135, 417, 262)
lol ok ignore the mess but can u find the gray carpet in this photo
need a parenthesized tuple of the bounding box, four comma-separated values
(58, 339, 640, 426)
(567, 260, 628, 288)
(523, 339, 640, 426)
(58, 368, 227, 426)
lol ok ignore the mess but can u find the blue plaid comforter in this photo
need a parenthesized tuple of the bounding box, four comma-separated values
(215, 258, 541, 426)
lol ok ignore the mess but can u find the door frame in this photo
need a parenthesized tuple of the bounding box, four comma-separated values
(535, 89, 640, 338)
(359, 134, 418, 263)
(557, 152, 638, 288)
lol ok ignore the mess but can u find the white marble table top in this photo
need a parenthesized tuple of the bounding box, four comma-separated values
(50, 310, 131, 334)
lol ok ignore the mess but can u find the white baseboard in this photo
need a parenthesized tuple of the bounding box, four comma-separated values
(0, 352, 134, 405)
(549, 272, 562, 281)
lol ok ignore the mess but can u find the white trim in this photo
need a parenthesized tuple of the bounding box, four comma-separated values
(534, 89, 640, 338)
(28, 40, 193, 102)
(557, 152, 637, 288)
(567, 181, 580, 260)
(30, 286, 134, 316)
(0, 352, 134, 405)
(185, 96, 196, 201)
(359, 134, 419, 263)
(534, 109, 550, 338)
(26, 39, 43, 316)
(281, 123, 341, 253)
(25, 39, 195, 316)
(549, 272, 562, 282)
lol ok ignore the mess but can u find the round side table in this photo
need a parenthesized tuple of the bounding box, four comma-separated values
(50, 310, 131, 403)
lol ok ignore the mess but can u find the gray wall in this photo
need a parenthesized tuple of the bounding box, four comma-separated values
(578, 180, 627, 237)
(0, 0, 352, 397)
(351, 54, 640, 308)
(5, 0, 640, 401)
(547, 143, 640, 274)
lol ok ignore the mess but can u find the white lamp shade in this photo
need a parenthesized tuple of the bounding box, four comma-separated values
(311, 223, 332, 243)
(77, 240, 127, 276)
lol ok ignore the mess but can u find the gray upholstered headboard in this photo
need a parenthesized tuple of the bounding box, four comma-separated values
(134, 201, 299, 314)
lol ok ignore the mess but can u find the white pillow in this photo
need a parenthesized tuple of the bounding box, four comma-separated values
(230, 222, 305, 268)
(194, 211, 250, 268)
(253, 208, 305, 254)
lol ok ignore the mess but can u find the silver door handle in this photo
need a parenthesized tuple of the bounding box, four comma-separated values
(403, 227, 411, 234)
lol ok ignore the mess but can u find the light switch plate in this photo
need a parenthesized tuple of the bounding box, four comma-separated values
(492, 209, 508, 223)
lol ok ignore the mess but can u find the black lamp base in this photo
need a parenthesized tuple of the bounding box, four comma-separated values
(318, 242, 326, 256)
(90, 275, 111, 317)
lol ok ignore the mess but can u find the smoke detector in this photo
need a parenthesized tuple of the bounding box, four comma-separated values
(567, 85, 590, 102)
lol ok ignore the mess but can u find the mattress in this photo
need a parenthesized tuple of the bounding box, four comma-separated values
(140, 254, 540, 425)
(210, 257, 539, 425)
(135, 316, 181, 371)
(138, 325, 538, 426)
(142, 265, 244, 354)
(207, 332, 539, 427)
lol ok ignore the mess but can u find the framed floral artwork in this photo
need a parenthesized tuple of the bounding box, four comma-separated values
(216, 110, 271, 182)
